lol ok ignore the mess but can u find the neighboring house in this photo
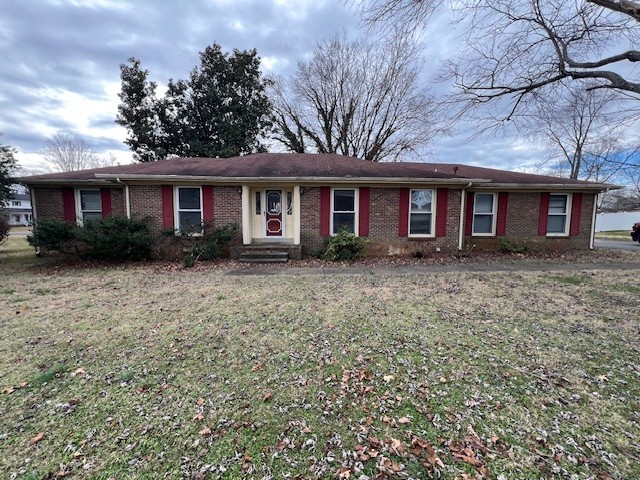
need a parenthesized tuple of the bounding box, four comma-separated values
(18, 153, 614, 256)
(3, 187, 33, 226)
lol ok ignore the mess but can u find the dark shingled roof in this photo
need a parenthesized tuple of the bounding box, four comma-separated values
(18, 153, 609, 188)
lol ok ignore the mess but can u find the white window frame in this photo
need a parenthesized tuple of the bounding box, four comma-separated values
(330, 188, 359, 236)
(408, 188, 436, 238)
(472, 192, 497, 236)
(12, 200, 21, 207)
(174, 186, 204, 235)
(547, 193, 572, 237)
(75, 189, 102, 225)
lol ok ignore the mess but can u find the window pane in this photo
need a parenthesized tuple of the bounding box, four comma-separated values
(255, 192, 261, 214)
(410, 213, 432, 235)
(179, 211, 203, 233)
(473, 214, 493, 234)
(80, 190, 101, 211)
(474, 194, 494, 214)
(411, 190, 432, 213)
(83, 212, 102, 222)
(267, 191, 281, 214)
(547, 215, 566, 234)
(179, 188, 201, 210)
(333, 213, 354, 233)
(287, 192, 293, 215)
(549, 195, 567, 214)
(334, 190, 355, 212)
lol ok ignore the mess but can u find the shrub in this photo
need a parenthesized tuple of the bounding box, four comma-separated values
(0, 211, 9, 245)
(28, 219, 77, 251)
(182, 223, 239, 266)
(75, 216, 156, 262)
(499, 238, 529, 254)
(322, 229, 368, 261)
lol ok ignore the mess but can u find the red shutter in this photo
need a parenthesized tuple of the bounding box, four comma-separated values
(320, 186, 330, 236)
(100, 188, 112, 218)
(398, 188, 409, 237)
(358, 187, 370, 237)
(538, 192, 550, 236)
(202, 186, 214, 224)
(435, 188, 448, 237)
(570, 193, 582, 236)
(496, 192, 508, 236)
(464, 192, 474, 236)
(62, 187, 75, 224)
(161, 185, 174, 229)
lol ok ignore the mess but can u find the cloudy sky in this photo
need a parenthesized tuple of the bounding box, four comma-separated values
(0, 0, 544, 172)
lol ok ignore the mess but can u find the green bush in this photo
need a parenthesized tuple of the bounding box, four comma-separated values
(28, 219, 77, 251)
(182, 223, 239, 266)
(76, 216, 156, 261)
(499, 238, 529, 254)
(322, 229, 368, 261)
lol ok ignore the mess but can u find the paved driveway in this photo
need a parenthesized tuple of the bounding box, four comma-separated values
(594, 239, 640, 252)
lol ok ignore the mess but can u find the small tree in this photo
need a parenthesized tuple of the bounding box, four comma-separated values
(0, 132, 17, 205)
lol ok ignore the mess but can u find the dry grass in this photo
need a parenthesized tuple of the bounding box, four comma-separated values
(595, 230, 633, 241)
(1, 239, 639, 479)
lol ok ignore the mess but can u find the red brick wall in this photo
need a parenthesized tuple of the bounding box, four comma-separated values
(110, 188, 126, 217)
(300, 187, 322, 252)
(367, 188, 461, 256)
(33, 187, 126, 222)
(128, 185, 163, 228)
(467, 192, 595, 251)
(32, 188, 65, 221)
(213, 186, 242, 228)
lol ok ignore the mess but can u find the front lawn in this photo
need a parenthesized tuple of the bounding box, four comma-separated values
(0, 244, 639, 478)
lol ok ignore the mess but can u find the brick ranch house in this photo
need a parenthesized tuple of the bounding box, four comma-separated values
(18, 153, 613, 258)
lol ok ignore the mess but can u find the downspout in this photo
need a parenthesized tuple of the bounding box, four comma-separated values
(29, 186, 40, 256)
(590, 190, 604, 250)
(116, 178, 131, 219)
(458, 183, 472, 251)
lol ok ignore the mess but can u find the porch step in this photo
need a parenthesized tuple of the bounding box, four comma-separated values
(231, 244, 302, 261)
(239, 250, 290, 263)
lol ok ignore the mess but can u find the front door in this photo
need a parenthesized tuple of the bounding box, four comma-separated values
(265, 189, 283, 237)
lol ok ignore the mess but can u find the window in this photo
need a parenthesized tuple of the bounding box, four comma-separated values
(287, 191, 293, 215)
(11, 200, 21, 207)
(176, 187, 203, 234)
(547, 194, 570, 235)
(472, 193, 496, 235)
(331, 188, 357, 234)
(409, 189, 434, 236)
(255, 191, 261, 215)
(78, 189, 102, 223)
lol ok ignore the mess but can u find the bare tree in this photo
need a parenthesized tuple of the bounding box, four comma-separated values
(270, 34, 445, 161)
(40, 133, 117, 172)
(354, 0, 640, 119)
(523, 84, 639, 180)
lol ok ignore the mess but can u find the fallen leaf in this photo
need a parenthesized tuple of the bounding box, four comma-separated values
(28, 432, 44, 446)
(199, 426, 211, 436)
(193, 412, 204, 422)
(74, 367, 86, 375)
(263, 391, 272, 402)
(1, 386, 14, 394)
(383, 375, 394, 382)
(196, 397, 205, 406)
(398, 416, 411, 424)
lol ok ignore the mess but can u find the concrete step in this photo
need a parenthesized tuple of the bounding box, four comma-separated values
(239, 250, 289, 263)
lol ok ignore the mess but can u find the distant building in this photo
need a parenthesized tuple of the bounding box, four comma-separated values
(3, 186, 32, 226)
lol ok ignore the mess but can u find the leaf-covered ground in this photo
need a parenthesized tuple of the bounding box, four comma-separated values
(1, 245, 639, 478)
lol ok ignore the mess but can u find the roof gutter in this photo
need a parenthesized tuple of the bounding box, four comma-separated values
(92, 173, 492, 186)
(115, 177, 131, 219)
(458, 183, 472, 251)
(473, 182, 618, 192)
